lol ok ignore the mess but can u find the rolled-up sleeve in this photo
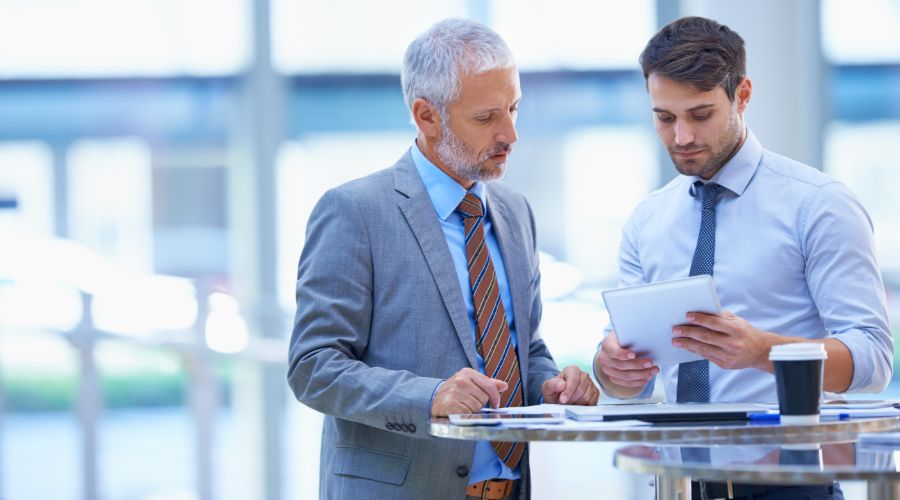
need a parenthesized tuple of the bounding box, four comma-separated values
(801, 182, 893, 392)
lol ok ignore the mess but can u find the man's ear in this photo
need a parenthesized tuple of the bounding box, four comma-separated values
(735, 77, 752, 112)
(412, 98, 441, 139)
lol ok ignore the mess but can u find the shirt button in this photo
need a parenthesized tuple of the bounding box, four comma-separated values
(385, 423, 394, 431)
(408, 423, 417, 433)
(456, 466, 469, 478)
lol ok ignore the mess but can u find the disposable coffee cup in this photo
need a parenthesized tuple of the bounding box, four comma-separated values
(769, 343, 827, 424)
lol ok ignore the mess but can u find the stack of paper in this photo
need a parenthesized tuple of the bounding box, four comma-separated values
(823, 399, 900, 410)
(815, 399, 900, 418)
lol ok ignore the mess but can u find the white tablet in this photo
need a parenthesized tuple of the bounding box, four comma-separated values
(602, 275, 722, 366)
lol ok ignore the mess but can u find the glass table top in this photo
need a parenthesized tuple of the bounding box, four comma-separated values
(615, 440, 900, 483)
(430, 416, 900, 445)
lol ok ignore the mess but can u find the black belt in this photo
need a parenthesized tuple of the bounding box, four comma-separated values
(692, 481, 834, 499)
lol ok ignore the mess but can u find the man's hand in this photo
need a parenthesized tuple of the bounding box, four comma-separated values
(593, 331, 658, 398)
(431, 367, 508, 417)
(541, 365, 601, 405)
(671, 310, 775, 371)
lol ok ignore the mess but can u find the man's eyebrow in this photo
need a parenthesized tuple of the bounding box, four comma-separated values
(652, 103, 716, 113)
(475, 98, 522, 114)
(687, 103, 715, 112)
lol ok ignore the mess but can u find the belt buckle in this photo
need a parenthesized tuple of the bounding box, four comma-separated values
(482, 479, 509, 500)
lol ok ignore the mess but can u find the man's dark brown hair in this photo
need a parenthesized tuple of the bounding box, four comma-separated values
(639, 16, 746, 102)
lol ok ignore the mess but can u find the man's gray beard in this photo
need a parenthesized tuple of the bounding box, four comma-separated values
(435, 122, 506, 184)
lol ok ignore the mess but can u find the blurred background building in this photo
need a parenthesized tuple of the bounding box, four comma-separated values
(0, 0, 898, 498)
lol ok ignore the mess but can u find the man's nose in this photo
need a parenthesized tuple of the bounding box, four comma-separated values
(495, 114, 517, 145)
(674, 121, 694, 146)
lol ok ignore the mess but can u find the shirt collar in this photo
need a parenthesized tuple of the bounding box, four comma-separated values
(689, 127, 762, 198)
(410, 140, 487, 221)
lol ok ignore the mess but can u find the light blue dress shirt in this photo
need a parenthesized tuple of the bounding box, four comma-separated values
(411, 143, 520, 483)
(605, 129, 892, 403)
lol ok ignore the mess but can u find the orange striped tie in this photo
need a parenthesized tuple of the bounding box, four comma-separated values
(457, 193, 525, 471)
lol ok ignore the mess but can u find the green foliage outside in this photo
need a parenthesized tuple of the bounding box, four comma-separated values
(3, 372, 189, 412)
(2, 359, 236, 412)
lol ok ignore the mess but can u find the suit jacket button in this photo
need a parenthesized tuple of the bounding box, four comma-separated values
(385, 423, 394, 430)
(456, 466, 469, 478)
(409, 423, 417, 433)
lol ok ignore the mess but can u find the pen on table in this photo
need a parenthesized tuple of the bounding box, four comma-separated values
(748, 413, 780, 422)
(748, 412, 850, 422)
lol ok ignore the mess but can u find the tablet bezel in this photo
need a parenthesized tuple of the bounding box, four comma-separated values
(602, 275, 722, 366)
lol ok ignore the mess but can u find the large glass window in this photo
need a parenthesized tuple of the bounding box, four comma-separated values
(821, 0, 900, 398)
(272, 0, 467, 73)
(822, 0, 900, 64)
(0, 0, 249, 77)
(493, 0, 655, 70)
(67, 138, 154, 272)
(0, 142, 54, 237)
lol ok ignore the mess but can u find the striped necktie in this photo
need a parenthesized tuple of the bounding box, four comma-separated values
(457, 193, 525, 470)
(677, 182, 721, 403)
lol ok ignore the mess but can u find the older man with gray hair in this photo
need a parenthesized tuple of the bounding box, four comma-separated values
(287, 18, 599, 500)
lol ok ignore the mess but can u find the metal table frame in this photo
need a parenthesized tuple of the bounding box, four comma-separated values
(615, 440, 900, 500)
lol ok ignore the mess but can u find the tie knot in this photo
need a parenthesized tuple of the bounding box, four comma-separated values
(457, 193, 484, 218)
(697, 182, 721, 210)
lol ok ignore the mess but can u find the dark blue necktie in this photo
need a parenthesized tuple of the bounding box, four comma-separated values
(677, 182, 721, 403)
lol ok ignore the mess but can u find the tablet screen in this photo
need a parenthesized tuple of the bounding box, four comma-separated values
(602, 275, 722, 366)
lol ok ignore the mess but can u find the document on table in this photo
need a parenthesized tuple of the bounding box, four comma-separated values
(821, 407, 900, 418)
(759, 400, 900, 418)
(822, 399, 900, 410)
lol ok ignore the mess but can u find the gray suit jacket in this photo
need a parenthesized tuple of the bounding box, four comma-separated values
(287, 150, 560, 499)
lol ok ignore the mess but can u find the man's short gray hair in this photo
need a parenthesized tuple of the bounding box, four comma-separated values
(402, 18, 514, 119)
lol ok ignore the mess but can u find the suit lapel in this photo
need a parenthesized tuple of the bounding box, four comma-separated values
(394, 155, 481, 369)
(487, 192, 532, 391)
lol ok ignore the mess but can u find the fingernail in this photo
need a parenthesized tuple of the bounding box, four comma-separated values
(673, 340, 682, 347)
(686, 313, 695, 321)
(643, 362, 652, 368)
(560, 395, 568, 404)
(627, 353, 635, 359)
(672, 328, 681, 336)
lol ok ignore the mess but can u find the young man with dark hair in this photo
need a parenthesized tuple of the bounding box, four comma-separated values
(594, 16, 891, 500)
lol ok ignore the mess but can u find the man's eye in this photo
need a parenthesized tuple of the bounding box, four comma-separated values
(693, 114, 710, 121)
(657, 115, 674, 123)
(476, 116, 492, 123)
